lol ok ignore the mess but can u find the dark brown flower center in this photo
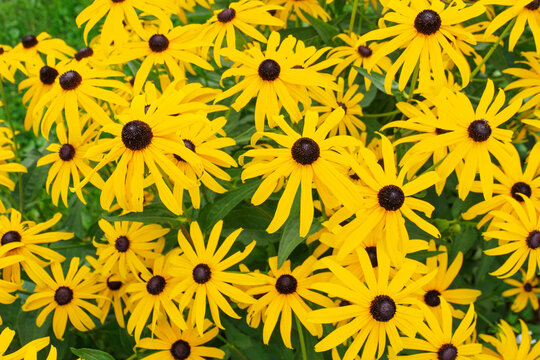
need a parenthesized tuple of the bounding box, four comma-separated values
(0, 48, 4, 55)
(337, 102, 347, 112)
(106, 277, 122, 291)
(526, 230, 540, 249)
(146, 275, 166, 295)
(275, 274, 297, 294)
(378, 185, 405, 211)
(173, 139, 196, 162)
(217, 8, 236, 22)
(1, 231, 21, 245)
(424, 289, 441, 307)
(192, 264, 211, 284)
(149, 34, 169, 52)
(357, 45, 372, 58)
(54, 286, 74, 305)
(291, 137, 320, 165)
(526, 0, 540, 10)
(39, 66, 59, 85)
(121, 120, 153, 151)
(365, 246, 378, 267)
(59, 144, 75, 161)
(59, 70, 82, 91)
(258, 59, 280, 81)
(75, 47, 94, 61)
(22, 35, 38, 48)
(115, 236, 129, 252)
(170, 340, 191, 360)
(524, 283, 533, 292)
(468, 119, 491, 142)
(511, 182, 532, 202)
(414, 10, 442, 35)
(370, 295, 396, 322)
(438, 344, 458, 360)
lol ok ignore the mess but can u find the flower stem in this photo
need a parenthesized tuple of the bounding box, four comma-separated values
(218, 334, 247, 360)
(0, 80, 23, 211)
(407, 62, 420, 102)
(470, 18, 516, 80)
(349, 0, 360, 34)
(295, 314, 307, 360)
(361, 109, 402, 118)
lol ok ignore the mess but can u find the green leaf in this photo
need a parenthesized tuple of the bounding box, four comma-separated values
(301, 11, 339, 44)
(71, 348, 115, 360)
(355, 67, 403, 98)
(198, 179, 262, 231)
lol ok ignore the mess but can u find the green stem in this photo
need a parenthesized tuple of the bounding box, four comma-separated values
(349, 0, 360, 33)
(477, 311, 496, 329)
(217, 334, 247, 360)
(361, 109, 401, 118)
(0, 80, 23, 211)
(470, 18, 516, 80)
(295, 315, 307, 360)
(50, 242, 92, 250)
(407, 63, 420, 102)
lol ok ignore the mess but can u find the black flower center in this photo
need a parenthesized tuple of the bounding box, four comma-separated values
(115, 236, 130, 252)
(414, 10, 442, 35)
(524, 283, 533, 292)
(258, 59, 281, 81)
(526, 0, 540, 10)
(510, 182, 532, 202)
(357, 45, 372, 58)
(337, 102, 347, 112)
(365, 246, 378, 267)
(370, 295, 396, 322)
(291, 137, 320, 165)
(377, 185, 405, 211)
(106, 276, 122, 290)
(146, 275, 166, 295)
(526, 230, 540, 249)
(1, 231, 21, 245)
(54, 286, 74, 305)
(468, 119, 491, 142)
(173, 139, 196, 162)
(149, 34, 169, 52)
(0, 48, 4, 55)
(192, 264, 211, 284)
(217, 8, 236, 22)
(39, 66, 59, 85)
(437, 344, 458, 360)
(58, 144, 76, 161)
(59, 70, 82, 91)
(170, 340, 191, 360)
(275, 274, 297, 294)
(435, 128, 450, 135)
(424, 289, 441, 307)
(22, 35, 38, 48)
(75, 47, 94, 61)
(121, 120, 153, 151)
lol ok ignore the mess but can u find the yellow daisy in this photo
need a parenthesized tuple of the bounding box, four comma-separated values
(0, 45, 24, 83)
(504, 51, 540, 112)
(11, 33, 73, 68)
(503, 270, 540, 313)
(0, 327, 50, 360)
(480, 319, 540, 359)
(0, 127, 26, 193)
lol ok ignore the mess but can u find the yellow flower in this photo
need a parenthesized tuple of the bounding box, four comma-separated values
(505, 52, 540, 112)
(12, 33, 73, 69)
(480, 319, 540, 359)
(503, 270, 540, 312)
(268, 0, 330, 27)
(0, 327, 50, 360)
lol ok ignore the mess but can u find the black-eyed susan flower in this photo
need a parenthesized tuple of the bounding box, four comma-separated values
(361, 0, 485, 92)
(503, 270, 540, 312)
(0, 45, 24, 83)
(170, 220, 257, 335)
(167, 117, 237, 212)
(34, 61, 129, 140)
(12, 33, 74, 68)
(0, 254, 24, 325)
(505, 52, 540, 112)
(483, 0, 540, 53)
(94, 219, 168, 280)
(0, 209, 72, 283)
(328, 33, 391, 90)
(22, 257, 102, 340)
(396, 80, 521, 200)
(215, 31, 337, 131)
(268, 0, 330, 26)
(138, 318, 224, 360)
(126, 255, 186, 341)
(201, 0, 283, 66)
(79, 94, 202, 215)
(247, 256, 333, 349)
(483, 196, 540, 279)
(241, 109, 361, 236)
(462, 144, 540, 226)
(111, 24, 212, 94)
(0, 327, 50, 360)
(417, 241, 481, 319)
(0, 127, 27, 194)
(37, 124, 105, 207)
(76, 0, 177, 46)
(334, 134, 440, 262)
(308, 248, 436, 359)
(480, 319, 540, 359)
(394, 300, 484, 360)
